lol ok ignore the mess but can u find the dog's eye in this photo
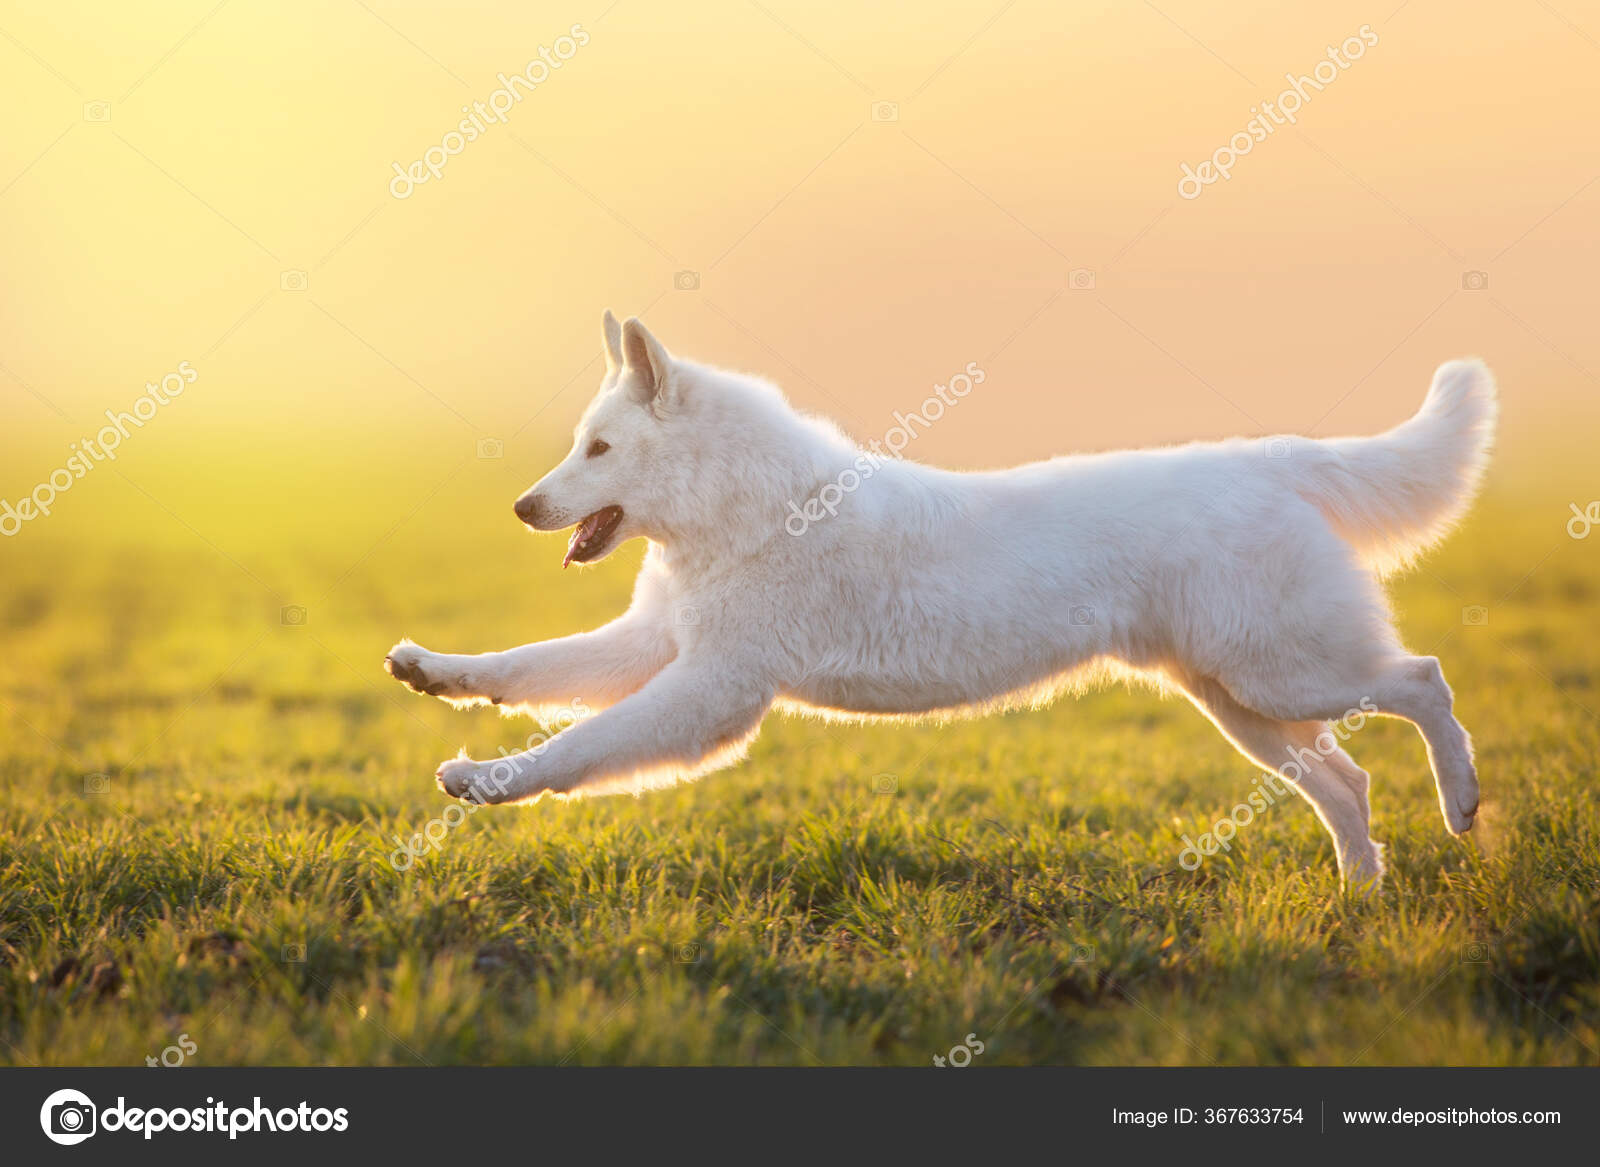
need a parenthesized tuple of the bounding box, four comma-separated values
(586, 439, 610, 458)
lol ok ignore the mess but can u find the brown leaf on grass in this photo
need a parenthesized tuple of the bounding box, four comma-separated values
(47, 955, 123, 998)
(85, 961, 123, 998)
(48, 956, 80, 988)
(472, 940, 548, 977)
(181, 931, 249, 968)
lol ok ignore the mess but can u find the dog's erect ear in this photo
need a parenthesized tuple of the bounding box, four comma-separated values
(601, 309, 623, 374)
(621, 317, 674, 408)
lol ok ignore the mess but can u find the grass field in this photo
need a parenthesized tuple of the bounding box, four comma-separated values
(1, 445, 1596, 1066)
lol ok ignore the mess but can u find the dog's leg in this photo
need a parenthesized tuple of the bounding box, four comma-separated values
(1220, 649, 1477, 838)
(434, 655, 774, 803)
(385, 608, 675, 713)
(1178, 674, 1384, 893)
(387, 551, 675, 712)
(1366, 655, 1477, 836)
(1182, 514, 1478, 839)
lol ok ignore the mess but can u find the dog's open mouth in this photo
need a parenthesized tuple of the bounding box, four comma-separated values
(564, 505, 624, 567)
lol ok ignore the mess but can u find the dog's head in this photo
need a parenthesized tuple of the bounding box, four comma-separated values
(515, 311, 838, 565)
(513, 312, 693, 566)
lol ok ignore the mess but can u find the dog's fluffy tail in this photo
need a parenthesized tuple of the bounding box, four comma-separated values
(1288, 359, 1498, 576)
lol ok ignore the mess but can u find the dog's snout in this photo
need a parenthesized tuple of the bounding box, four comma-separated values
(514, 492, 544, 527)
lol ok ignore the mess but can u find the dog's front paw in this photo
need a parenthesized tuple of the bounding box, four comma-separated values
(436, 756, 492, 801)
(386, 641, 446, 695)
(435, 755, 530, 803)
(386, 641, 501, 704)
(434, 754, 559, 804)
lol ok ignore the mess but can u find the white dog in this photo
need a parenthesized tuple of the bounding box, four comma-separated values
(386, 311, 1496, 890)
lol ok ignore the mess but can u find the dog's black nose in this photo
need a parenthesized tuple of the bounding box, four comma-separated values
(514, 493, 543, 526)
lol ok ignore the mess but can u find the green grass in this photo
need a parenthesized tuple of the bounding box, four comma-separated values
(1, 456, 1596, 1066)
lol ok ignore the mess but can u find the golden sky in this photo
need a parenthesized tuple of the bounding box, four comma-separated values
(2, 0, 1597, 508)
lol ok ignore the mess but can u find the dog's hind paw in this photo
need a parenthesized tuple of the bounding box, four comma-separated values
(1442, 774, 1479, 835)
(1340, 841, 1386, 898)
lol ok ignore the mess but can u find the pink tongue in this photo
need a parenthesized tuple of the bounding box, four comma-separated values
(563, 513, 602, 568)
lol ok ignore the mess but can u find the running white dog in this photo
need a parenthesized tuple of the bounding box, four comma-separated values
(386, 312, 1496, 890)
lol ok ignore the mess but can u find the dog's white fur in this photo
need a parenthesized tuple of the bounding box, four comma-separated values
(386, 311, 1497, 891)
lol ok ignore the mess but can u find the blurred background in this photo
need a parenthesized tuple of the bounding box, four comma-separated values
(3, 0, 1598, 561)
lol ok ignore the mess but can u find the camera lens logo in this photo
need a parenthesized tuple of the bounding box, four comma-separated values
(40, 1089, 97, 1145)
